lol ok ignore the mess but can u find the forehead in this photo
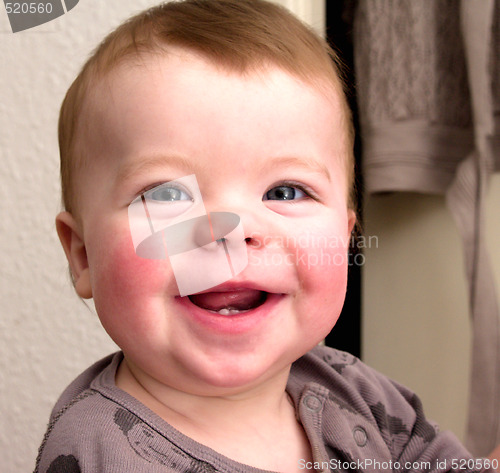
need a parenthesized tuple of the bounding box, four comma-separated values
(84, 49, 345, 136)
(75, 50, 349, 204)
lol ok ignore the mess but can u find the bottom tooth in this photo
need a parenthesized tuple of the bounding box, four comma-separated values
(215, 308, 243, 316)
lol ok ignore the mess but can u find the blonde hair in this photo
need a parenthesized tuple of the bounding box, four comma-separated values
(59, 0, 355, 213)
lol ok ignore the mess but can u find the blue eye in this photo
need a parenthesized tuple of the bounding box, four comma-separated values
(144, 184, 193, 202)
(263, 185, 307, 201)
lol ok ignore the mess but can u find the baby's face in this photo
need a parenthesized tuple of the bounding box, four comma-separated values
(73, 50, 355, 395)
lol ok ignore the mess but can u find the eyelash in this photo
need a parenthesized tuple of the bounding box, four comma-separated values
(264, 180, 318, 201)
(141, 181, 170, 194)
(133, 180, 319, 203)
(135, 181, 192, 201)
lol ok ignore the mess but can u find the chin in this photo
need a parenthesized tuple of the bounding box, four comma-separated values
(171, 347, 283, 395)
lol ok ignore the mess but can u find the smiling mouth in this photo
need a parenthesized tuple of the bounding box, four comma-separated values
(188, 289, 268, 315)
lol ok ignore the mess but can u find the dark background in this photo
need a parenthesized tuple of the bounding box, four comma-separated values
(324, 1, 363, 359)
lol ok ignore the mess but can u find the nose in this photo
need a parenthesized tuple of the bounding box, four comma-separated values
(204, 212, 241, 248)
(159, 212, 237, 255)
(159, 211, 249, 295)
(195, 211, 249, 279)
(238, 211, 275, 251)
(201, 194, 273, 251)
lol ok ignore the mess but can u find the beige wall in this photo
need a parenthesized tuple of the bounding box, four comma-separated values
(2, 1, 497, 471)
(362, 175, 500, 441)
(0, 2, 323, 472)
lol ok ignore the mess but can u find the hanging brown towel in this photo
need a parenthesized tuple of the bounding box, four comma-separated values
(353, 0, 500, 456)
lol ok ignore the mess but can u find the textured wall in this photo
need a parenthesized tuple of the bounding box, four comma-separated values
(0, 1, 323, 472)
(0, 4, 157, 472)
(3, 0, 496, 471)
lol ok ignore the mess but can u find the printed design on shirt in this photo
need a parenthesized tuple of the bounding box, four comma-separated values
(407, 394, 437, 443)
(328, 392, 358, 415)
(113, 408, 216, 472)
(368, 400, 436, 457)
(369, 401, 411, 454)
(369, 402, 409, 437)
(322, 351, 357, 374)
(371, 398, 435, 443)
(46, 454, 81, 473)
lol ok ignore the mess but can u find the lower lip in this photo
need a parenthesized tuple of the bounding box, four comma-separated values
(175, 293, 285, 334)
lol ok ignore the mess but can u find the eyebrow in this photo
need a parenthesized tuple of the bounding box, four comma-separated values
(262, 156, 331, 182)
(116, 153, 331, 185)
(116, 154, 195, 185)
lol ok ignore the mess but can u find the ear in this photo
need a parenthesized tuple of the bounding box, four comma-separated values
(55, 211, 92, 299)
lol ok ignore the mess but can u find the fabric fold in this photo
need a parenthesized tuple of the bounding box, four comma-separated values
(353, 0, 500, 455)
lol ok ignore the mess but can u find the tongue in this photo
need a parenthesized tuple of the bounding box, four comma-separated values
(189, 290, 267, 311)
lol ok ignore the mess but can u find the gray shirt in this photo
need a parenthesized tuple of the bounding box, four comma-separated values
(34, 346, 493, 472)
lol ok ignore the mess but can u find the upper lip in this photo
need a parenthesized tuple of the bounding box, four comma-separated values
(185, 279, 279, 296)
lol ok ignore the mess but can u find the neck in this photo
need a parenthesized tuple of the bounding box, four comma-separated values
(117, 354, 293, 430)
(116, 356, 311, 470)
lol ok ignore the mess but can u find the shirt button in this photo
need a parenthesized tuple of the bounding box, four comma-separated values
(353, 426, 368, 447)
(303, 394, 322, 412)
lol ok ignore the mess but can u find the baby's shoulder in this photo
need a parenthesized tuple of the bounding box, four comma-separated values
(291, 345, 437, 441)
(35, 354, 133, 472)
(35, 354, 218, 473)
(293, 345, 392, 388)
(296, 345, 410, 389)
(48, 353, 117, 416)
(290, 347, 481, 470)
(40, 387, 120, 452)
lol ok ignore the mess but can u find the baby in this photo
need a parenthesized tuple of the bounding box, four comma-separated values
(35, 1, 497, 472)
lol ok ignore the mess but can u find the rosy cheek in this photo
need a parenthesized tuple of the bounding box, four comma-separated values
(294, 227, 349, 309)
(91, 233, 175, 315)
